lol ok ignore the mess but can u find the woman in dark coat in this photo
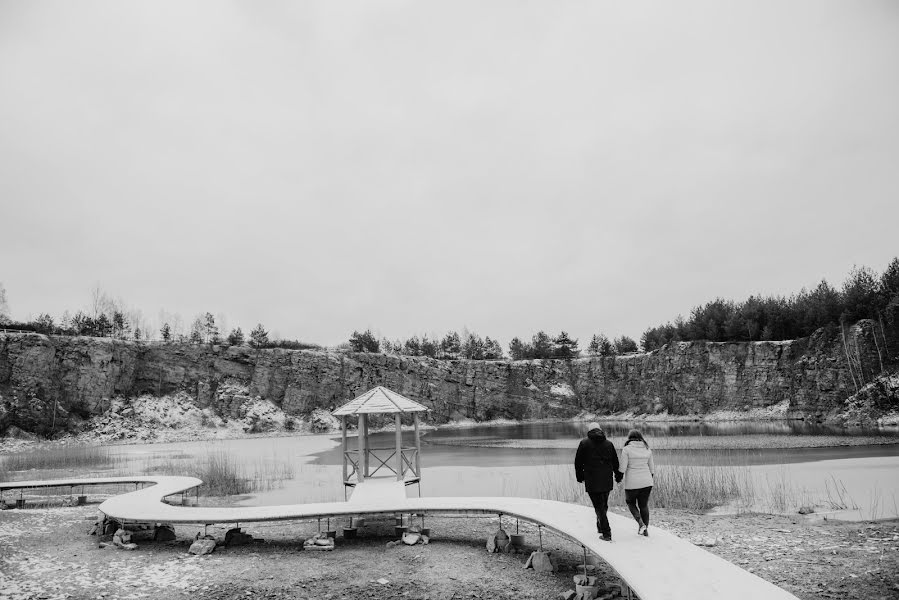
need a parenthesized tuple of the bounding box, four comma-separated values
(574, 422, 620, 541)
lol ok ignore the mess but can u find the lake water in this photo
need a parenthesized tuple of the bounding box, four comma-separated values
(93, 420, 899, 521)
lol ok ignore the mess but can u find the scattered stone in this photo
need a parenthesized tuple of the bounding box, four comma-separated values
(575, 582, 599, 599)
(798, 506, 815, 515)
(154, 525, 176, 542)
(225, 527, 253, 546)
(402, 532, 421, 546)
(559, 591, 577, 600)
(524, 550, 557, 573)
(486, 528, 511, 553)
(102, 519, 121, 536)
(692, 537, 718, 547)
(128, 525, 157, 542)
(188, 538, 217, 555)
(112, 529, 132, 547)
(303, 532, 335, 551)
(376, 578, 389, 585)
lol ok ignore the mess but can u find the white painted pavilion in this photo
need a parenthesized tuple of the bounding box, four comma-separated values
(331, 386, 429, 489)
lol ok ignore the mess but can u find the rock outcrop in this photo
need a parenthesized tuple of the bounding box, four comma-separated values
(1, 319, 896, 437)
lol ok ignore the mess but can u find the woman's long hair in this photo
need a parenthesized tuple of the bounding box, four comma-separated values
(624, 429, 648, 448)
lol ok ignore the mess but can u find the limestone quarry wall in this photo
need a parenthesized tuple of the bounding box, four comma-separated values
(0, 320, 893, 435)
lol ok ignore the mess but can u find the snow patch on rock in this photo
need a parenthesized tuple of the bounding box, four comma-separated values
(549, 383, 575, 398)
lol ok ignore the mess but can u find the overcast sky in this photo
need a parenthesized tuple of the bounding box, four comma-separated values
(1, 0, 897, 346)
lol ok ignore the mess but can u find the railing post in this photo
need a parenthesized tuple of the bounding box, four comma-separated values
(413, 413, 421, 478)
(341, 416, 348, 483)
(357, 414, 365, 483)
(362, 413, 370, 477)
(395, 413, 403, 481)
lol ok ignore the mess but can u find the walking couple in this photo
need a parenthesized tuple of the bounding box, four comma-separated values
(574, 423, 654, 541)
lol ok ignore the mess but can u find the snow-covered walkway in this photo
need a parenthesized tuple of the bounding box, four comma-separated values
(2, 476, 799, 600)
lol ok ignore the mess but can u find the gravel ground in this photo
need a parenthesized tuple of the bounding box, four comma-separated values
(1, 501, 897, 600)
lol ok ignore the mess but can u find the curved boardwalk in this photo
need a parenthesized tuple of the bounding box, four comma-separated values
(1, 476, 799, 600)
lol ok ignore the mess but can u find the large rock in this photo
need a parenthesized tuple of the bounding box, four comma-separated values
(524, 550, 557, 573)
(486, 528, 510, 553)
(154, 525, 176, 541)
(224, 527, 253, 546)
(188, 538, 216, 555)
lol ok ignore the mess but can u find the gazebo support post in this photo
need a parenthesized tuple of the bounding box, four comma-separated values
(413, 413, 421, 478)
(357, 415, 365, 483)
(362, 413, 370, 477)
(341, 416, 348, 483)
(395, 413, 403, 481)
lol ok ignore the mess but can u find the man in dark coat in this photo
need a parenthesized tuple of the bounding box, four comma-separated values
(574, 422, 620, 541)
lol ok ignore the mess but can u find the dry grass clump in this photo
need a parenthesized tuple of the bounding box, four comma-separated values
(651, 465, 754, 511)
(536, 460, 754, 512)
(1, 445, 120, 478)
(143, 450, 294, 496)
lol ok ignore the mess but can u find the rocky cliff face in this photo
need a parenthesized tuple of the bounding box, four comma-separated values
(0, 319, 895, 436)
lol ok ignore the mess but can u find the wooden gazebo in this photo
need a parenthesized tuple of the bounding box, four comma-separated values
(331, 386, 429, 489)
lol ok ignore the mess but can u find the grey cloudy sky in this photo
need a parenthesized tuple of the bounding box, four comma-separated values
(1, 0, 897, 346)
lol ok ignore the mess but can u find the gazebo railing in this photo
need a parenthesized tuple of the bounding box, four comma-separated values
(364, 446, 420, 479)
(343, 450, 360, 482)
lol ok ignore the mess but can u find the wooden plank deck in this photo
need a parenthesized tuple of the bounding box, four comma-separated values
(348, 477, 408, 505)
(2, 475, 800, 600)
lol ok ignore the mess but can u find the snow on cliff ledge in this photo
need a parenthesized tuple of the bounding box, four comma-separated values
(550, 383, 575, 397)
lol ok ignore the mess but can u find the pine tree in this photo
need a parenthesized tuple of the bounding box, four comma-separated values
(112, 311, 126, 338)
(227, 327, 245, 346)
(553, 331, 579, 359)
(589, 333, 613, 356)
(203, 312, 219, 344)
(250, 323, 269, 348)
(440, 331, 462, 359)
(160, 323, 172, 342)
(189, 318, 204, 344)
(35, 313, 54, 334)
(403, 336, 422, 356)
(483, 336, 504, 360)
(461, 333, 485, 360)
(508, 337, 527, 360)
(613, 336, 638, 354)
(531, 331, 553, 359)
(420, 336, 439, 358)
(96, 313, 112, 337)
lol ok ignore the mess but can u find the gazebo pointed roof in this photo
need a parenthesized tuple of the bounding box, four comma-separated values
(331, 386, 429, 416)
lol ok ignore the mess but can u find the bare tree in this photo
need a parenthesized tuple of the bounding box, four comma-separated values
(0, 282, 9, 324)
(90, 284, 105, 318)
